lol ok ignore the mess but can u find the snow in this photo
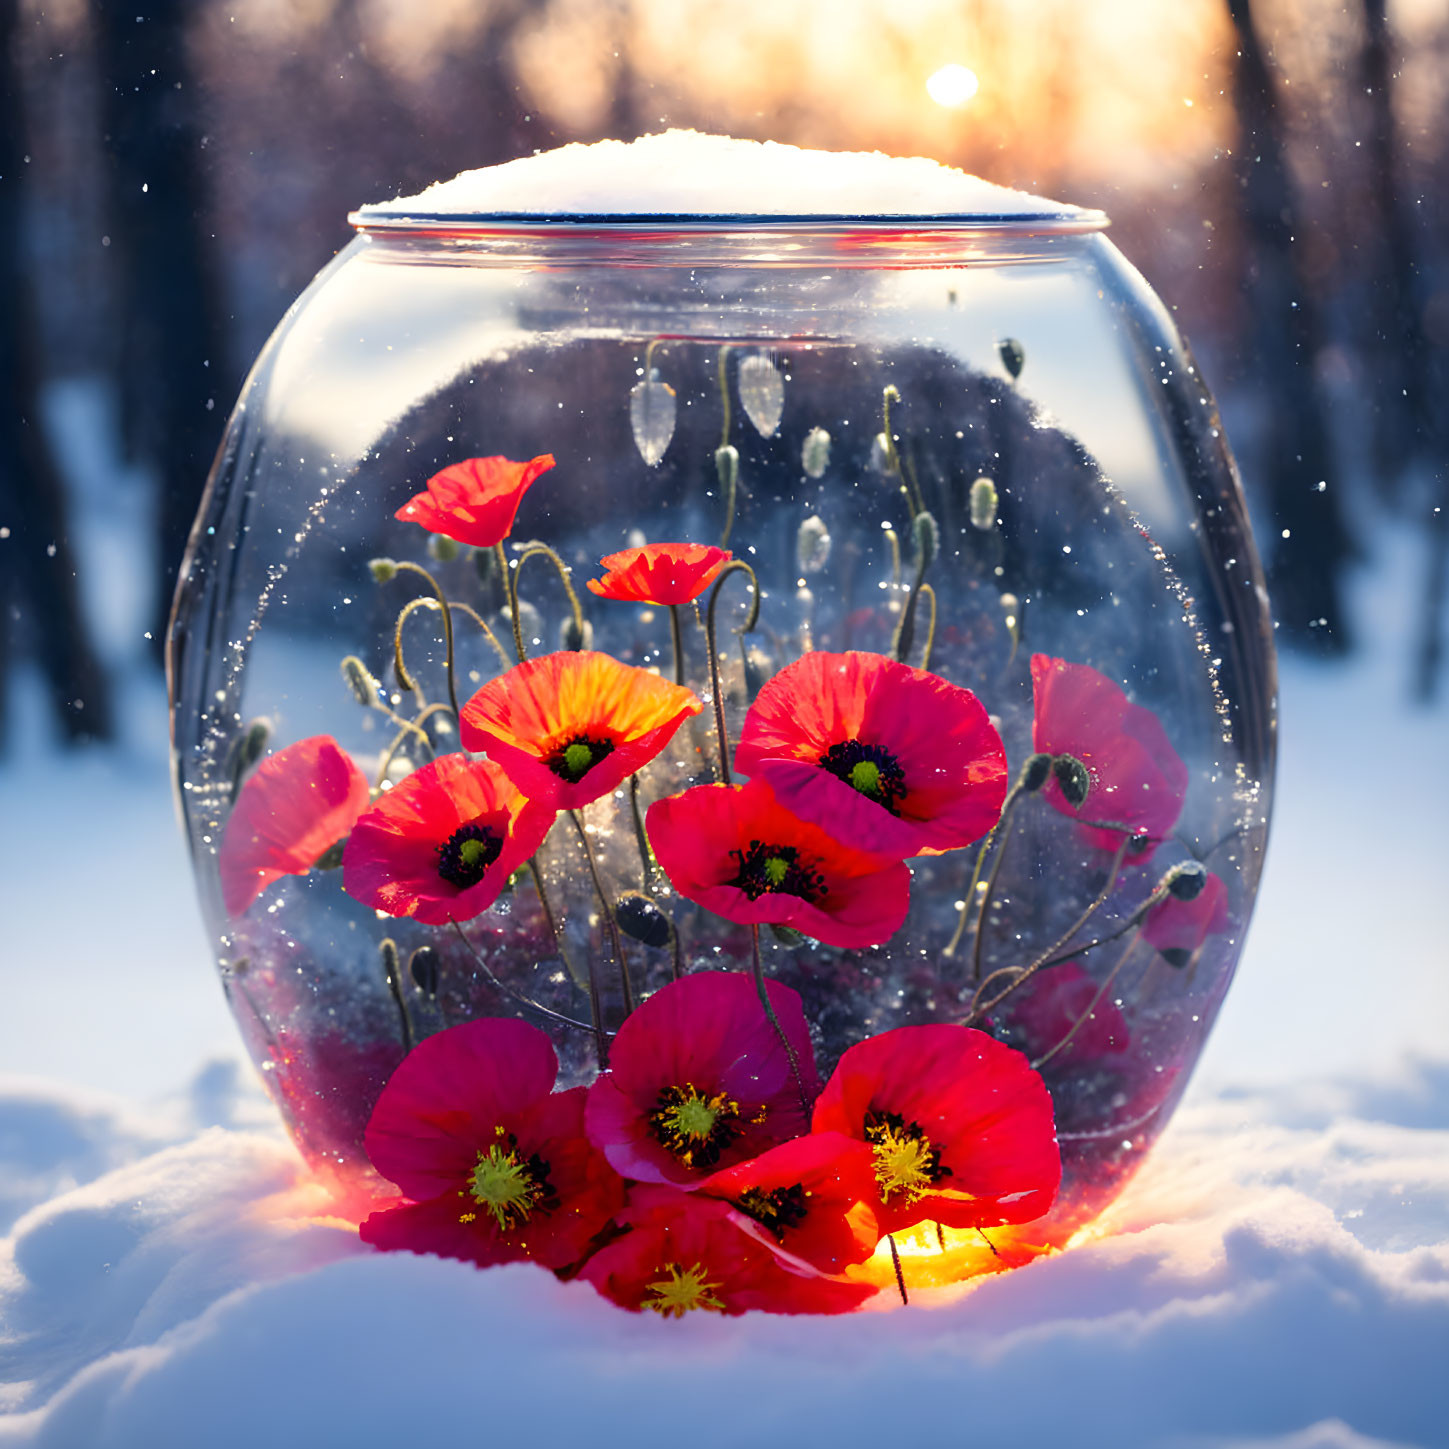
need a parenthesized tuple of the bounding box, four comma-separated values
(361, 130, 1071, 220)
(2, 379, 1445, 1447)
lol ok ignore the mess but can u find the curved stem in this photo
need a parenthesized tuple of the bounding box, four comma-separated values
(716, 344, 732, 449)
(967, 834, 1132, 1025)
(388, 561, 460, 722)
(448, 921, 603, 1048)
(1031, 932, 1141, 1071)
(703, 560, 761, 786)
(751, 925, 810, 1119)
(970, 788, 1026, 983)
(496, 542, 525, 662)
(887, 1233, 909, 1305)
(883, 526, 902, 591)
(892, 531, 930, 664)
(918, 583, 938, 672)
(881, 385, 922, 519)
(447, 599, 511, 670)
(515, 542, 587, 654)
(570, 809, 634, 1018)
(379, 938, 414, 1054)
(668, 603, 685, 687)
(372, 701, 449, 787)
(526, 856, 585, 995)
(629, 774, 655, 892)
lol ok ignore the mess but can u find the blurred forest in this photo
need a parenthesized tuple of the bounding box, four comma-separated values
(2, 0, 1447, 747)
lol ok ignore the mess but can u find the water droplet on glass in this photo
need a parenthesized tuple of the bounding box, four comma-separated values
(629, 368, 676, 466)
(737, 352, 784, 437)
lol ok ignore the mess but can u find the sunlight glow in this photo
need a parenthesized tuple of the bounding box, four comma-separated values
(926, 63, 979, 108)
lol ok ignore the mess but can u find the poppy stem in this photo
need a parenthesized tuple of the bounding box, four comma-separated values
(446, 599, 512, 670)
(379, 938, 414, 1054)
(569, 809, 635, 1020)
(967, 834, 1132, 1024)
(668, 602, 685, 686)
(447, 920, 605, 1047)
(386, 561, 460, 724)
(887, 1233, 909, 1305)
(968, 791, 1023, 984)
(704, 560, 761, 786)
(372, 701, 449, 787)
(628, 774, 656, 893)
(717, 343, 732, 450)
(917, 582, 938, 672)
(751, 925, 811, 1120)
(1030, 931, 1142, 1071)
(943, 782, 1025, 970)
(515, 542, 588, 654)
(880, 385, 924, 519)
(497, 543, 525, 661)
(526, 856, 586, 996)
(977, 1227, 1000, 1258)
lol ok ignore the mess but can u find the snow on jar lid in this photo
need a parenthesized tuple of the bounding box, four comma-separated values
(351, 130, 1104, 229)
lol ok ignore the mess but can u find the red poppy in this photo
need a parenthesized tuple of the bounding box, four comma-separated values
(812, 1024, 1060, 1237)
(459, 651, 702, 811)
(394, 454, 556, 548)
(1030, 654, 1189, 857)
(218, 735, 370, 917)
(586, 542, 732, 606)
(580, 1185, 877, 1317)
(734, 651, 1007, 859)
(360, 1017, 624, 1270)
(585, 970, 820, 1188)
(1011, 961, 1130, 1065)
(699, 1131, 879, 1274)
(1142, 870, 1229, 966)
(646, 777, 910, 949)
(341, 753, 554, 926)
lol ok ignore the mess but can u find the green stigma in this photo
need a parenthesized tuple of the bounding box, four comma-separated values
(763, 855, 790, 887)
(467, 1143, 543, 1231)
(563, 741, 594, 775)
(644, 1261, 726, 1318)
(849, 759, 881, 795)
(458, 838, 490, 869)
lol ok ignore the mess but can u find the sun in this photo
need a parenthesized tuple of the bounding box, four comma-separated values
(926, 63, 979, 108)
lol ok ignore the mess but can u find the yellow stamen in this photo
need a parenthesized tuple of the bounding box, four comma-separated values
(643, 1261, 726, 1317)
(867, 1116, 944, 1206)
(468, 1143, 543, 1231)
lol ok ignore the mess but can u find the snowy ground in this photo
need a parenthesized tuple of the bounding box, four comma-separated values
(1, 384, 1445, 1446)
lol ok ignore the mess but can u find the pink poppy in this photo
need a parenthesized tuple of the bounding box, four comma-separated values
(1142, 870, 1229, 966)
(1030, 654, 1189, 858)
(580, 1185, 877, 1317)
(700, 1131, 879, 1274)
(394, 454, 555, 548)
(585, 542, 732, 606)
(812, 1024, 1061, 1237)
(1012, 961, 1130, 1065)
(734, 651, 1008, 858)
(342, 753, 553, 926)
(360, 1017, 623, 1270)
(646, 778, 910, 949)
(585, 971, 820, 1188)
(459, 651, 702, 811)
(218, 735, 370, 916)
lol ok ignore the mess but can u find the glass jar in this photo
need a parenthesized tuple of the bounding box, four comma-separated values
(169, 186, 1274, 1292)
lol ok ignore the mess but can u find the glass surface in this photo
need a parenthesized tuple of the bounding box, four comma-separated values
(169, 217, 1275, 1280)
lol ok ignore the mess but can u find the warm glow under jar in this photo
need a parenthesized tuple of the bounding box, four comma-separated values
(169, 135, 1275, 1303)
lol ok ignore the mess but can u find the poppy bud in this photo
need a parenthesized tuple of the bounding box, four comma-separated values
(1165, 860, 1207, 900)
(312, 837, 346, 871)
(802, 426, 831, 479)
(615, 891, 672, 950)
(368, 557, 398, 584)
(340, 654, 378, 708)
(409, 946, 440, 997)
(998, 337, 1025, 380)
(630, 369, 677, 466)
(226, 716, 273, 800)
(427, 533, 460, 564)
(559, 614, 593, 652)
(797, 515, 831, 573)
(379, 937, 400, 980)
(737, 352, 785, 437)
(969, 476, 998, 532)
(1020, 752, 1053, 793)
(869, 431, 892, 475)
(769, 924, 807, 947)
(714, 443, 739, 496)
(1130, 832, 1151, 854)
(1160, 947, 1193, 969)
(913, 510, 939, 568)
(1051, 753, 1091, 809)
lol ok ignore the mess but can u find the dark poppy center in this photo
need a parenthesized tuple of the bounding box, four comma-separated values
(733, 1182, 809, 1241)
(818, 739, 907, 814)
(436, 821, 504, 888)
(648, 1083, 742, 1169)
(727, 840, 828, 903)
(863, 1108, 952, 1206)
(547, 733, 616, 783)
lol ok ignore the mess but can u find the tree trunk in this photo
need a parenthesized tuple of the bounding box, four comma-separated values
(0, 0, 112, 746)
(93, 0, 229, 651)
(1226, 0, 1353, 653)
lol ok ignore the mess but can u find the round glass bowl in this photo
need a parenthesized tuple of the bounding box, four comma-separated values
(169, 198, 1274, 1292)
